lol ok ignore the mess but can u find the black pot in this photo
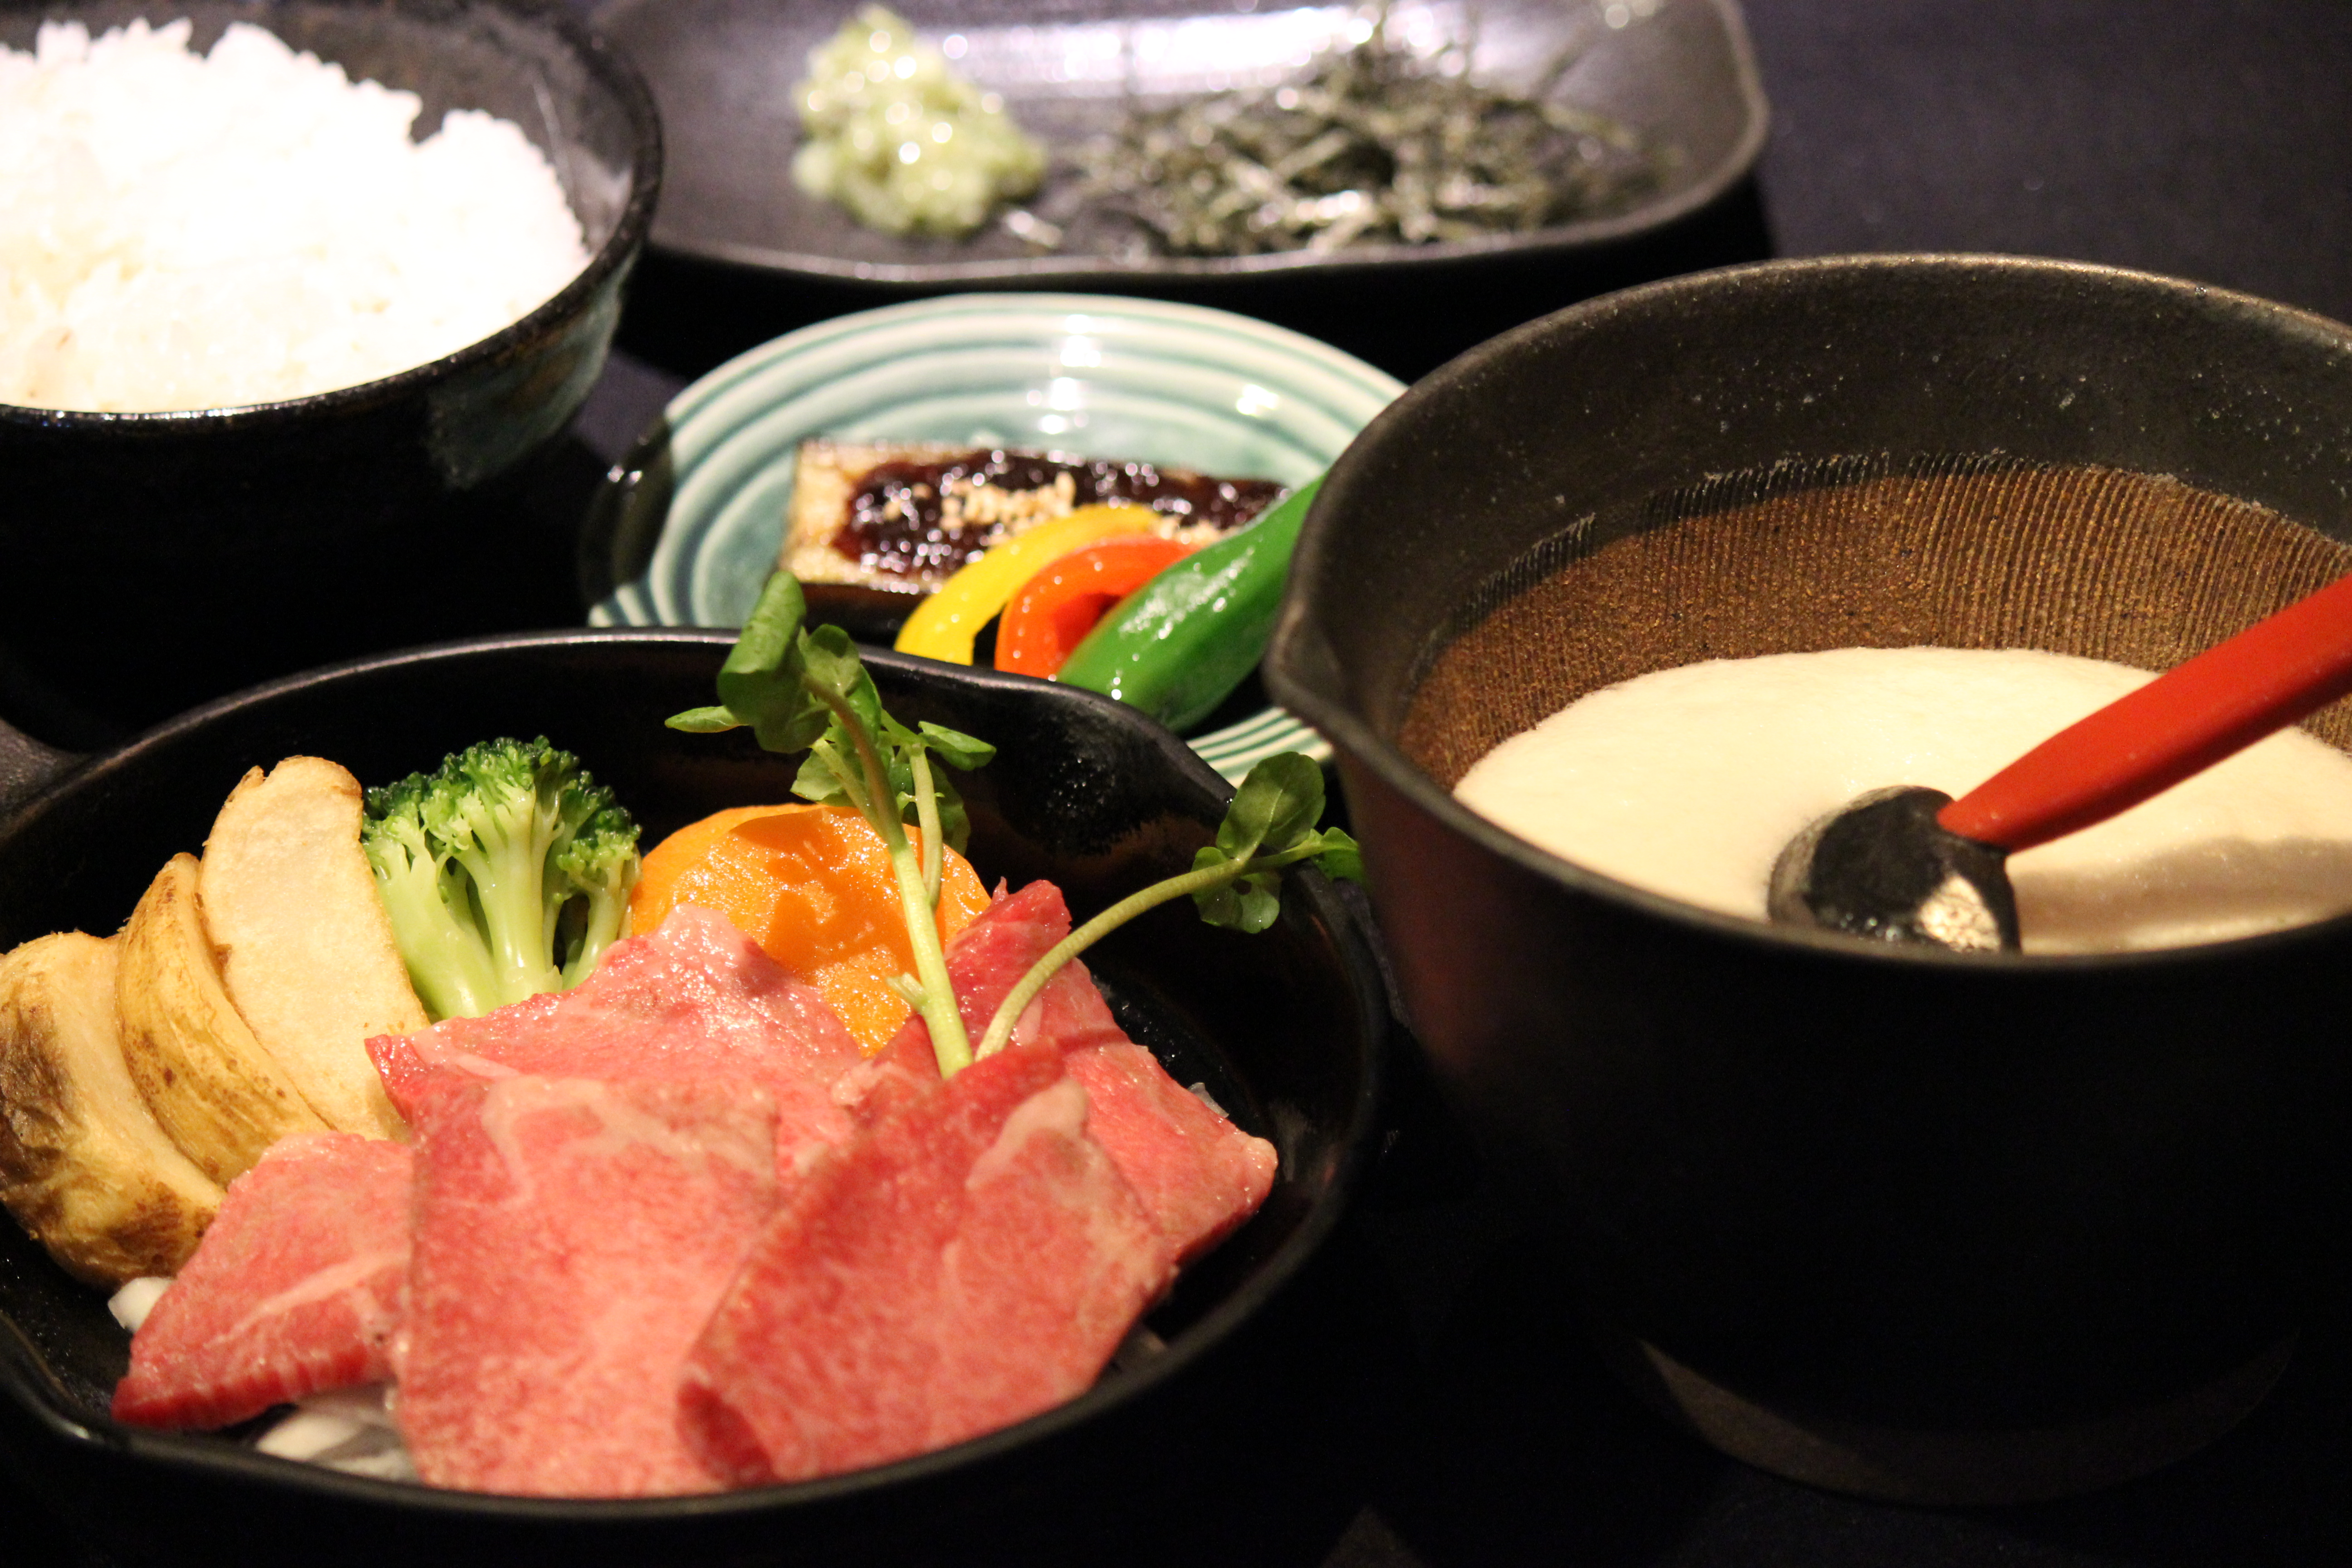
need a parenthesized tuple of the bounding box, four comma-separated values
(0, 0, 662, 729)
(0, 630, 1386, 1565)
(1264, 254, 2352, 1504)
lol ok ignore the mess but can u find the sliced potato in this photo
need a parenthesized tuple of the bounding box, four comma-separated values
(0, 933, 223, 1286)
(117, 854, 327, 1185)
(200, 758, 418, 1139)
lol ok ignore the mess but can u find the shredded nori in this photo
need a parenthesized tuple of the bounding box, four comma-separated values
(1078, 7, 1675, 257)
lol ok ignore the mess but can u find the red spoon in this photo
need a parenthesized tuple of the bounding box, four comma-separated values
(1767, 571, 2352, 951)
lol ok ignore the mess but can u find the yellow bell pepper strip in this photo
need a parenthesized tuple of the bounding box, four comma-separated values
(1056, 476, 1318, 731)
(892, 504, 1162, 664)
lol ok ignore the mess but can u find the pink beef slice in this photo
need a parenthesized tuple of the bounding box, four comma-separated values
(113, 1132, 412, 1431)
(395, 1067, 778, 1497)
(857, 882, 1277, 1263)
(369, 906, 861, 1168)
(679, 1041, 1177, 1486)
(1062, 1039, 1275, 1267)
(829, 881, 1076, 1123)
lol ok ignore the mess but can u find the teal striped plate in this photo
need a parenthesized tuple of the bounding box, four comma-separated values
(588, 293, 1402, 783)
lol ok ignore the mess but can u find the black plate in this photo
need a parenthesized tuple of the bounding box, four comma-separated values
(593, 0, 1766, 284)
(0, 630, 1386, 1566)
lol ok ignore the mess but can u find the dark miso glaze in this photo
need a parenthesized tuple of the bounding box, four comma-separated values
(834, 448, 1283, 581)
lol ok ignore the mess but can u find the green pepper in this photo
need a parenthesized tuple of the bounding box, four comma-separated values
(1055, 475, 1319, 731)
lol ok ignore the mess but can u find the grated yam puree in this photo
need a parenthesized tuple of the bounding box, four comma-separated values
(0, 19, 590, 412)
(1455, 647, 2352, 954)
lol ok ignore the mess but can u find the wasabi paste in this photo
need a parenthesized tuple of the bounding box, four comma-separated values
(792, 7, 1045, 239)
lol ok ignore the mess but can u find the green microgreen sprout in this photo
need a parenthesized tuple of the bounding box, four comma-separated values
(972, 750, 1362, 1061)
(668, 572, 994, 1075)
(669, 571, 1363, 1078)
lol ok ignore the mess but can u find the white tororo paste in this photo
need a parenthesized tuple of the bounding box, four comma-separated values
(1455, 647, 2352, 953)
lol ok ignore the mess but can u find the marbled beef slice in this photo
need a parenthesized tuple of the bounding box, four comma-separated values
(395, 1069, 777, 1497)
(113, 1131, 411, 1431)
(680, 1041, 1175, 1485)
(855, 882, 1278, 1259)
(370, 906, 860, 1164)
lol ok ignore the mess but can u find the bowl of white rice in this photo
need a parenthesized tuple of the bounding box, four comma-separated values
(0, 0, 660, 727)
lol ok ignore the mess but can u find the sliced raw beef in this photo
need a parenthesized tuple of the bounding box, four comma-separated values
(680, 1041, 1176, 1485)
(857, 882, 1277, 1262)
(830, 881, 1076, 1122)
(113, 1132, 411, 1431)
(370, 907, 860, 1166)
(1063, 1042, 1276, 1266)
(395, 1066, 777, 1497)
(898, 880, 1070, 1050)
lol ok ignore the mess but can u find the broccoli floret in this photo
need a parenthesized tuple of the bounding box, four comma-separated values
(360, 737, 642, 1021)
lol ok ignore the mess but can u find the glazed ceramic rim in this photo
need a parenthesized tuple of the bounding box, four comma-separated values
(0, 0, 662, 431)
(588, 292, 1406, 783)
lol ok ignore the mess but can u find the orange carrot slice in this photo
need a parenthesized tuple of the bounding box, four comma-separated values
(631, 804, 990, 1052)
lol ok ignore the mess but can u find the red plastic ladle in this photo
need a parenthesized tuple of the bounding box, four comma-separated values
(1939, 570, 2352, 851)
(1767, 570, 2352, 950)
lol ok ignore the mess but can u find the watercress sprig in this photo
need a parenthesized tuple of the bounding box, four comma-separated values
(668, 572, 995, 1074)
(971, 752, 1362, 1061)
(668, 573, 1362, 1080)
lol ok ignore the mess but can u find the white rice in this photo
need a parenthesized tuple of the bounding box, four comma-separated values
(0, 19, 590, 413)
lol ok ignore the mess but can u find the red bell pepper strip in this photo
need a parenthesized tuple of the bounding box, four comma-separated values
(994, 536, 1195, 677)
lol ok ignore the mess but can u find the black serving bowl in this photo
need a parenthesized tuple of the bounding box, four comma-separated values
(1264, 254, 2352, 1504)
(0, 0, 660, 732)
(0, 631, 1385, 1566)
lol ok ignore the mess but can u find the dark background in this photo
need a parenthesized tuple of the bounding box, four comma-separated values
(11, 0, 2352, 1562)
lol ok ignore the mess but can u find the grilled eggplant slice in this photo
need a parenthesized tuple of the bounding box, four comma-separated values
(0, 932, 222, 1285)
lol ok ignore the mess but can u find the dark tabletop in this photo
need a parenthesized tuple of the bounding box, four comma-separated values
(11, 0, 2352, 1562)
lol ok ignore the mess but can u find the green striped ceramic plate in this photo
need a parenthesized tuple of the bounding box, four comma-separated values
(588, 293, 1402, 783)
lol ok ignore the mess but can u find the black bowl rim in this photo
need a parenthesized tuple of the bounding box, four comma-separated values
(0, 0, 664, 431)
(1265, 249, 2352, 975)
(0, 627, 1388, 1520)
